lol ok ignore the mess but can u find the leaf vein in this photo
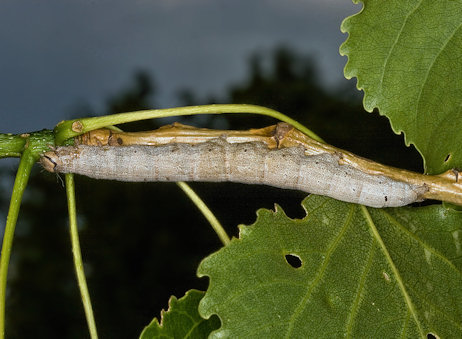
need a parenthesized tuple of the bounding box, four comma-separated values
(405, 281, 462, 330)
(379, 0, 423, 99)
(345, 240, 376, 337)
(361, 206, 425, 337)
(400, 310, 411, 339)
(382, 210, 462, 276)
(415, 19, 462, 149)
(284, 204, 356, 339)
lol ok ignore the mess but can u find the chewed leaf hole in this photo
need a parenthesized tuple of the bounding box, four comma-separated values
(427, 333, 439, 339)
(444, 154, 451, 162)
(285, 254, 302, 268)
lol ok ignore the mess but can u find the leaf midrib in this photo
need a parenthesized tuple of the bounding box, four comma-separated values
(361, 205, 425, 338)
(378, 0, 422, 101)
(284, 205, 356, 339)
(382, 210, 462, 276)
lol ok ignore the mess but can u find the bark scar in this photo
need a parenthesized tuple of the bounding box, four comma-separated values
(453, 168, 460, 183)
(273, 122, 294, 148)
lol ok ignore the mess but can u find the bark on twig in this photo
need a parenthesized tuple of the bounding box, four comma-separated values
(41, 123, 462, 208)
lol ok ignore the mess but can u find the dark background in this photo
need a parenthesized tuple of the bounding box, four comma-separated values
(0, 0, 358, 134)
(1, 47, 423, 338)
(0, 2, 424, 338)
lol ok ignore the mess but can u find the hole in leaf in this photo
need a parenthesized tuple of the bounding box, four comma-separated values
(444, 154, 451, 162)
(285, 254, 302, 268)
(427, 333, 439, 339)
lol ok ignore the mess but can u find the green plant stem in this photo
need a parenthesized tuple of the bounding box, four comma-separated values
(65, 174, 98, 339)
(176, 182, 231, 246)
(0, 150, 35, 339)
(54, 104, 323, 144)
(110, 127, 227, 245)
(0, 133, 27, 158)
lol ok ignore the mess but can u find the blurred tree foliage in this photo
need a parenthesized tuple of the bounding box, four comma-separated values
(1, 47, 422, 338)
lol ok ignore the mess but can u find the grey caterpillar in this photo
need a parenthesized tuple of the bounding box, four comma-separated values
(40, 140, 427, 208)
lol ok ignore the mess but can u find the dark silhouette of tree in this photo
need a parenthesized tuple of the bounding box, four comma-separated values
(221, 47, 421, 171)
(2, 46, 422, 338)
(107, 71, 155, 114)
(105, 70, 160, 131)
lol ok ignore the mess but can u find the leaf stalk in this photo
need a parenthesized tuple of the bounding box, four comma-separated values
(65, 174, 98, 339)
(0, 151, 35, 339)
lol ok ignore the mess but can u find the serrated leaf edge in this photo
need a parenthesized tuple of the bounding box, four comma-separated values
(339, 1, 416, 150)
(339, 0, 462, 173)
(284, 204, 356, 338)
(199, 197, 460, 337)
(140, 289, 208, 339)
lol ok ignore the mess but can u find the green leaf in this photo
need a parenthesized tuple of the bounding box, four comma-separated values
(198, 196, 462, 338)
(340, 0, 462, 174)
(139, 289, 220, 339)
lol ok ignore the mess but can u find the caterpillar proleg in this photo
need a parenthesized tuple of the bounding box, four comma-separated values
(41, 138, 427, 208)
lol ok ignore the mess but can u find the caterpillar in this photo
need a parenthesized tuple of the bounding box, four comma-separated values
(40, 138, 427, 208)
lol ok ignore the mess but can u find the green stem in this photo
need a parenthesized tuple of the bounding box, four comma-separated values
(0, 133, 27, 158)
(65, 174, 98, 339)
(0, 150, 35, 339)
(54, 104, 323, 144)
(176, 182, 231, 246)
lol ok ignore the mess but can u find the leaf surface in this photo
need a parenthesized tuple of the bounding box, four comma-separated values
(198, 196, 462, 338)
(139, 289, 220, 339)
(340, 0, 462, 174)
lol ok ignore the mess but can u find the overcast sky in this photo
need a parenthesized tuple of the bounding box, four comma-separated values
(0, 0, 359, 134)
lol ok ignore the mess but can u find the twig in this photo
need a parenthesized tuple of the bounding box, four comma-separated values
(41, 123, 462, 208)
